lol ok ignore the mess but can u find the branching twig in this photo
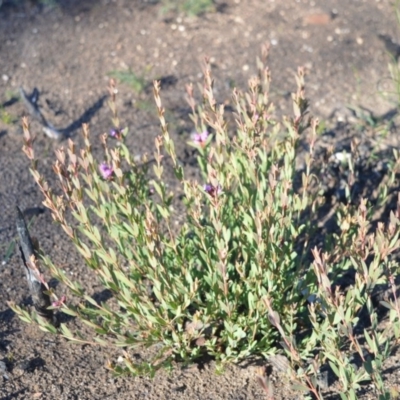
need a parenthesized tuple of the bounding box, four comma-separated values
(16, 206, 58, 325)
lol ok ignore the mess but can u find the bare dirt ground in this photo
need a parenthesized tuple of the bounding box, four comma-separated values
(2, 0, 400, 399)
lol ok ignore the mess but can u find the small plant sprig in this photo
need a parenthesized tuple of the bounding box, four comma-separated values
(160, 0, 216, 17)
(108, 69, 148, 94)
(264, 182, 400, 399)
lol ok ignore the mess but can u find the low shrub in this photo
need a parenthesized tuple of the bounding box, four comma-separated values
(11, 50, 400, 398)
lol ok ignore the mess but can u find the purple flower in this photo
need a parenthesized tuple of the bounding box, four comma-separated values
(99, 162, 114, 180)
(109, 128, 122, 139)
(192, 130, 209, 147)
(204, 183, 222, 198)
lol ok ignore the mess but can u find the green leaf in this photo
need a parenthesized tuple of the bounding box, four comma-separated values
(18, 314, 33, 324)
(156, 204, 170, 219)
(3, 239, 15, 263)
(39, 322, 58, 335)
(94, 337, 109, 346)
(123, 221, 138, 237)
(60, 323, 75, 339)
(328, 361, 341, 379)
(81, 228, 101, 246)
(364, 329, 377, 354)
(114, 270, 135, 289)
(290, 383, 311, 392)
(77, 242, 92, 259)
(379, 301, 393, 310)
(364, 358, 373, 374)
(62, 307, 79, 317)
(174, 165, 184, 181)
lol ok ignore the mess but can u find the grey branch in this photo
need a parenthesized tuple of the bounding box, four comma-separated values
(19, 86, 64, 140)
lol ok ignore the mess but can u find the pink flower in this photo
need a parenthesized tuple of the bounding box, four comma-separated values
(192, 130, 209, 147)
(99, 162, 114, 180)
(204, 183, 222, 198)
(52, 295, 66, 308)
